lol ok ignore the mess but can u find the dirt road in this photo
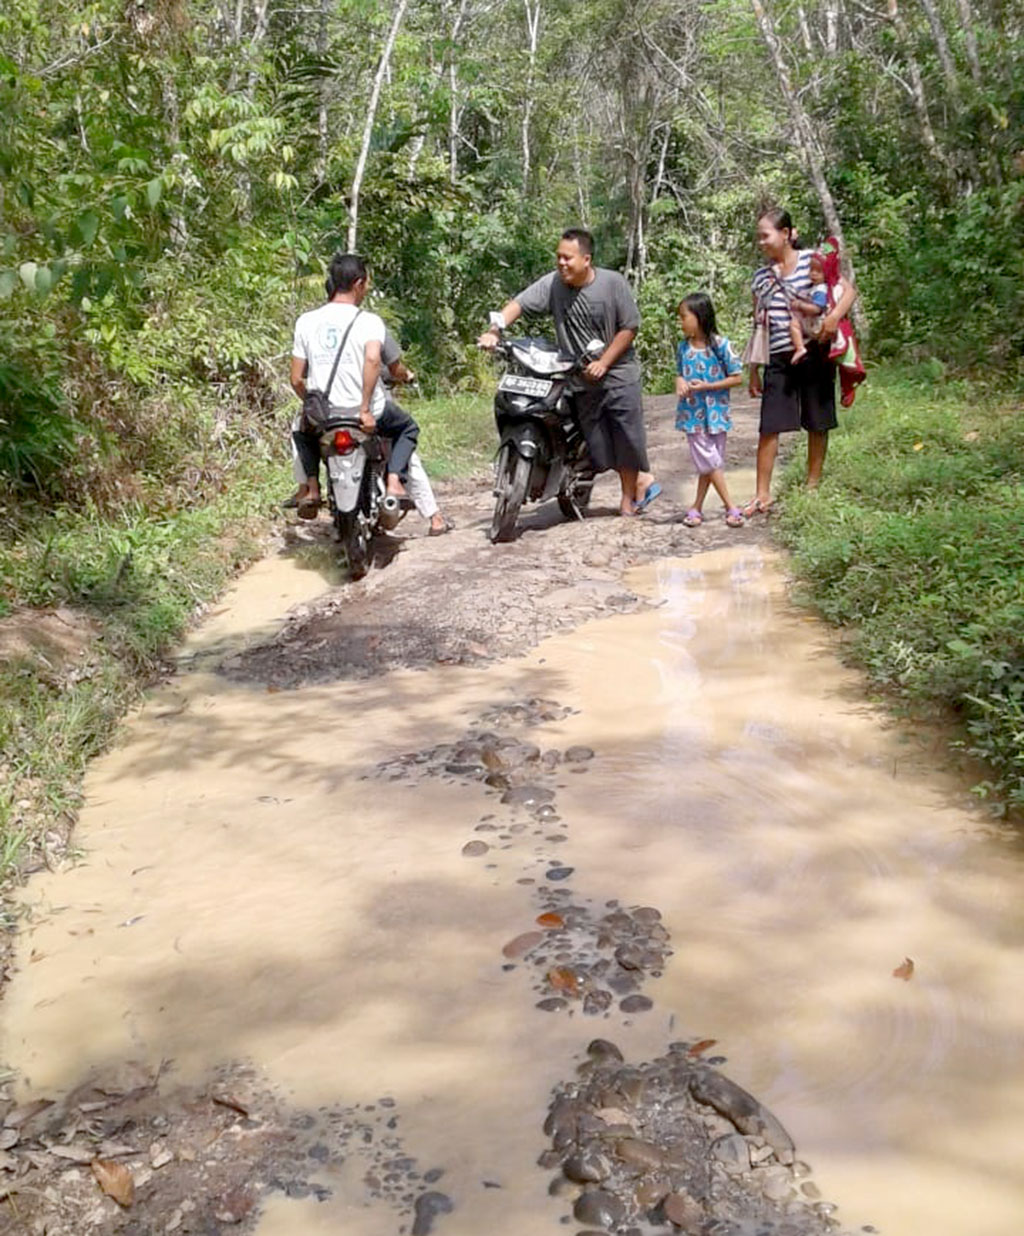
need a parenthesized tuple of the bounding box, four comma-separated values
(3, 396, 1023, 1236)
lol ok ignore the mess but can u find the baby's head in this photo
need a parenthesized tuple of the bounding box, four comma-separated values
(808, 253, 825, 284)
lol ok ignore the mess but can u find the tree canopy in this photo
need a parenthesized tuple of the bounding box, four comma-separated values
(1, 0, 1021, 498)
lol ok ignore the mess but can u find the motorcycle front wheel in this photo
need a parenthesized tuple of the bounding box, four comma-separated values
(336, 509, 371, 579)
(489, 446, 531, 543)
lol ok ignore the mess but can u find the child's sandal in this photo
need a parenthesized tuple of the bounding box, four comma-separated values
(683, 508, 703, 527)
(725, 507, 745, 528)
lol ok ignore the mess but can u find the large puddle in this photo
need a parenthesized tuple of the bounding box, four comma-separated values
(5, 545, 1024, 1235)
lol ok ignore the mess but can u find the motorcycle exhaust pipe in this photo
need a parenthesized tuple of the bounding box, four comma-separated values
(379, 494, 402, 530)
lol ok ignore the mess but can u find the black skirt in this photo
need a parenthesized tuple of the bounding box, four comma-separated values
(759, 344, 837, 435)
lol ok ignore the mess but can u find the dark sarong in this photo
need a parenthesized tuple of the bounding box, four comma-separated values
(570, 380, 649, 473)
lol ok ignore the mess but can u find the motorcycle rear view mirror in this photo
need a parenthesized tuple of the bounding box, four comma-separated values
(584, 339, 604, 358)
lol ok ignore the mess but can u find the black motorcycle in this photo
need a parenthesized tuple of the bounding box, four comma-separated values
(488, 336, 601, 543)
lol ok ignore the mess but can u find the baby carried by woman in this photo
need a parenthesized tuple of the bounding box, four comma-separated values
(787, 237, 866, 406)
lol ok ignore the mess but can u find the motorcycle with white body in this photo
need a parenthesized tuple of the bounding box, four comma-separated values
(320, 414, 404, 578)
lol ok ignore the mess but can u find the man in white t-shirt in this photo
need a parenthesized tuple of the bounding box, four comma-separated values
(290, 253, 419, 521)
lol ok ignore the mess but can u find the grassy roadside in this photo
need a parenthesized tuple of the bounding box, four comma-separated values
(775, 364, 1024, 814)
(0, 391, 494, 890)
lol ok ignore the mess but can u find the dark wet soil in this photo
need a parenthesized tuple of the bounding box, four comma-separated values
(0, 1061, 449, 1236)
(219, 394, 776, 687)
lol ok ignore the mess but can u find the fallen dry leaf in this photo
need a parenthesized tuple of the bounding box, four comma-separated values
(686, 1039, 717, 1058)
(536, 912, 564, 929)
(92, 1158, 134, 1207)
(546, 967, 580, 996)
(4, 1099, 54, 1129)
(892, 957, 915, 981)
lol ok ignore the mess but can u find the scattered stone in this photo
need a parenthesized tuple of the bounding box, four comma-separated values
(543, 1045, 857, 1236)
(462, 840, 489, 858)
(619, 994, 653, 1014)
(502, 931, 544, 959)
(546, 867, 574, 881)
(564, 746, 595, 763)
(411, 1190, 454, 1235)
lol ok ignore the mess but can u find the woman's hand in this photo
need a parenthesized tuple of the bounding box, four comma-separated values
(748, 367, 763, 398)
(819, 312, 840, 340)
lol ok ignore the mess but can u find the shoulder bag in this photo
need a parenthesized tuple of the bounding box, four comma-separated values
(300, 308, 362, 434)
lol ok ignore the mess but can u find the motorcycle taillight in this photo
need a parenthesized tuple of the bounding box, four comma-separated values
(333, 429, 357, 454)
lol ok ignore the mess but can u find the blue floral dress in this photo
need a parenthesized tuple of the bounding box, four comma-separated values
(675, 337, 742, 434)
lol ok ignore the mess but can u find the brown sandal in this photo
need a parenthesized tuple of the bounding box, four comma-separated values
(297, 497, 320, 521)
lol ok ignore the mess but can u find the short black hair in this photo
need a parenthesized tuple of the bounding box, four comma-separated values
(325, 252, 368, 297)
(560, 227, 594, 257)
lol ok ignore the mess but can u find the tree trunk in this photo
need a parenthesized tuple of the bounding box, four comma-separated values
(448, 0, 470, 183)
(954, 0, 983, 83)
(315, 0, 330, 184)
(885, 0, 950, 168)
(917, 0, 958, 93)
(749, 0, 868, 336)
(520, 0, 541, 188)
(348, 0, 410, 251)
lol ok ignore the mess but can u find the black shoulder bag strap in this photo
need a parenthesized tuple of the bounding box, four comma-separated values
(319, 307, 362, 404)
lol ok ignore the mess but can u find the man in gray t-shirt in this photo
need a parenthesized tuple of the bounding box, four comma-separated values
(477, 228, 658, 517)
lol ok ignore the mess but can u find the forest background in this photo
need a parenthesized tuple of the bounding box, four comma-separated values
(1, 0, 1022, 866)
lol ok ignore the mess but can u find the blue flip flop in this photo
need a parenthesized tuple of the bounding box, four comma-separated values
(634, 482, 662, 513)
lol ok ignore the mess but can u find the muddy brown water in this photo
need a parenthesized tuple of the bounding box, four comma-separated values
(4, 542, 1024, 1235)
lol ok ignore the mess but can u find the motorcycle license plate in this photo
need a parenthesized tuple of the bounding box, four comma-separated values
(499, 374, 552, 397)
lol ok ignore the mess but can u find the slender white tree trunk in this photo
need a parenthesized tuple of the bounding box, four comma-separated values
(348, 0, 410, 250)
(750, 0, 868, 335)
(954, 0, 983, 82)
(521, 0, 541, 187)
(917, 0, 959, 92)
(448, 0, 470, 183)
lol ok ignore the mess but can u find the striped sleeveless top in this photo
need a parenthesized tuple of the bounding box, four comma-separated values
(752, 251, 814, 355)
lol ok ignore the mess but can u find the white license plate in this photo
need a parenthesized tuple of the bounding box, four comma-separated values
(499, 374, 552, 397)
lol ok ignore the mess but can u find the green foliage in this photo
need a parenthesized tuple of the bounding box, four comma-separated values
(777, 370, 1024, 811)
(0, 328, 79, 488)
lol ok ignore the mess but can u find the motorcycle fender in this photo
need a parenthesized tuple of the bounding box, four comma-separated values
(498, 425, 543, 460)
(539, 460, 568, 502)
(328, 451, 366, 512)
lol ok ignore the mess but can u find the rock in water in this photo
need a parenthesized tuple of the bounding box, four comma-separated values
(574, 1188, 625, 1227)
(411, 1191, 454, 1235)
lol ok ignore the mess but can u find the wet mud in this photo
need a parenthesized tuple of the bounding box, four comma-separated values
(4, 396, 1024, 1236)
(0, 1061, 451, 1235)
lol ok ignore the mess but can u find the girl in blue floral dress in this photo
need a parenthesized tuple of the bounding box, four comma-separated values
(675, 292, 744, 527)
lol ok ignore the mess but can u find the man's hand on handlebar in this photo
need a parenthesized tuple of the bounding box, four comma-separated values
(477, 330, 500, 351)
(358, 408, 376, 433)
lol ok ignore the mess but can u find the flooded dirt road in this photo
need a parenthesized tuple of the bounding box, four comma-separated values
(3, 399, 1024, 1235)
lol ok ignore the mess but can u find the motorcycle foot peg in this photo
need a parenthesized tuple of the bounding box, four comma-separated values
(379, 494, 403, 530)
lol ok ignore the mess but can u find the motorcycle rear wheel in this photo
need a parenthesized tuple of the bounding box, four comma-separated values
(336, 509, 371, 579)
(489, 447, 531, 543)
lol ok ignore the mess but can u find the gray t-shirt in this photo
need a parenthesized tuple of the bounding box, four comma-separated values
(515, 268, 641, 387)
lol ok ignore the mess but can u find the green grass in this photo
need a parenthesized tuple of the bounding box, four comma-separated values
(776, 363, 1024, 813)
(404, 392, 494, 478)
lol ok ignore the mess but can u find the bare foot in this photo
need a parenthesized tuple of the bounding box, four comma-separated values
(386, 477, 407, 497)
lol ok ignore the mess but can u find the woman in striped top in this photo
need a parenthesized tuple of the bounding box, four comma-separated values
(743, 209, 857, 517)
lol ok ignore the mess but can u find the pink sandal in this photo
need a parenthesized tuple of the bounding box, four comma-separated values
(683, 508, 703, 527)
(725, 507, 744, 528)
